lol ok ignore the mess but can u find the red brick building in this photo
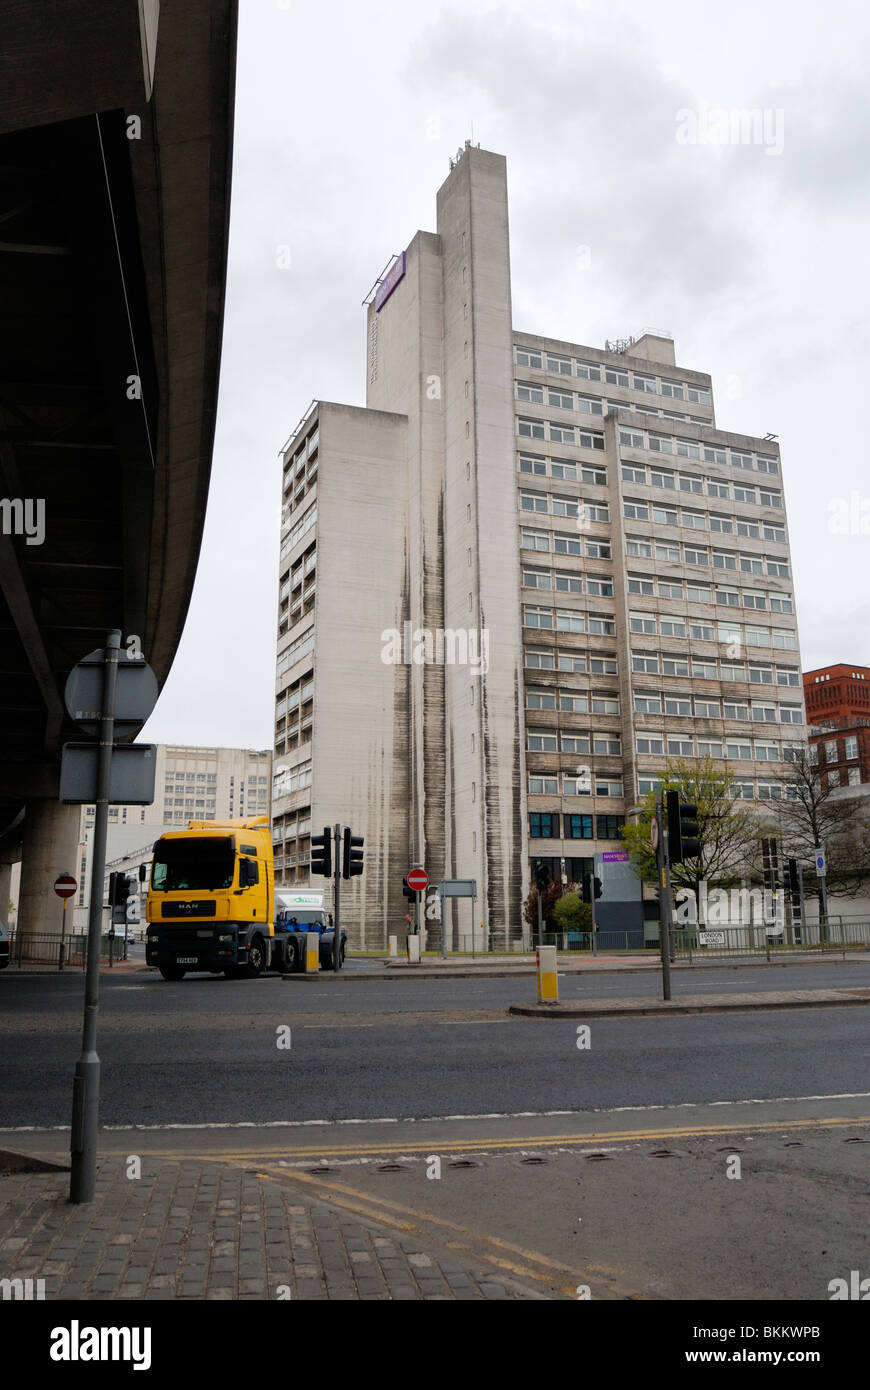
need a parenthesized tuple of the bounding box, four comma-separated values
(803, 663, 870, 789)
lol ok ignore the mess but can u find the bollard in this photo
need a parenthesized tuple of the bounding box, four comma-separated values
(388, 935, 398, 957)
(407, 933, 421, 964)
(536, 944, 558, 1002)
(305, 932, 320, 973)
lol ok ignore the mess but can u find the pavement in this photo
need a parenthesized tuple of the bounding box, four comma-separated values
(510, 985, 870, 1017)
(0, 1152, 552, 1301)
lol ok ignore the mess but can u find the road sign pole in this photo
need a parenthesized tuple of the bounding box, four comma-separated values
(656, 791, 672, 1002)
(59, 897, 67, 972)
(440, 888, 447, 959)
(70, 630, 120, 1204)
(333, 823, 341, 972)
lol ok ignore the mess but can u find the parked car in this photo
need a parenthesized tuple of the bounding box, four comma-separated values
(0, 921, 10, 969)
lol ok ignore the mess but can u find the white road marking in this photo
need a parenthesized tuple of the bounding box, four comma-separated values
(2, 1092, 868, 1134)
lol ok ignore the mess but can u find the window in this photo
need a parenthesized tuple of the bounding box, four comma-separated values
(576, 394, 603, 414)
(550, 386, 575, 410)
(556, 574, 584, 594)
(697, 740, 723, 759)
(559, 692, 589, 713)
(751, 702, 777, 723)
(715, 587, 739, 607)
(638, 775, 663, 796)
(704, 446, 727, 466)
(726, 741, 752, 760)
(731, 451, 753, 470)
(519, 453, 547, 476)
(743, 590, 767, 610)
(547, 353, 573, 375)
(581, 464, 607, 486)
(758, 780, 783, 799)
(526, 649, 556, 670)
(586, 539, 611, 559)
(680, 473, 704, 494)
(709, 514, 733, 534)
(596, 815, 625, 840)
(563, 774, 592, 795)
(520, 490, 548, 513)
(596, 778, 624, 798)
(660, 380, 685, 399)
(652, 504, 678, 526)
(550, 459, 577, 480)
(628, 575, 654, 595)
(516, 347, 543, 369)
(668, 736, 695, 756)
(648, 433, 674, 455)
(591, 695, 619, 715)
(584, 502, 610, 523)
(776, 667, 800, 686)
(824, 739, 838, 764)
(769, 595, 793, 613)
(763, 522, 786, 543)
(740, 554, 764, 574)
(636, 734, 664, 755)
(731, 781, 754, 799)
(586, 577, 614, 596)
(779, 705, 803, 725)
(517, 382, 544, 404)
(561, 733, 591, 754)
(624, 499, 649, 520)
(681, 510, 706, 531)
(659, 580, 683, 599)
(529, 775, 559, 795)
(755, 741, 780, 761)
(633, 652, 659, 673)
(771, 629, 797, 650)
(662, 656, 690, 677)
(550, 423, 576, 444)
(552, 495, 579, 518)
(522, 527, 550, 552)
(749, 664, 774, 685)
(589, 655, 618, 674)
(593, 734, 622, 755)
(845, 735, 859, 759)
(665, 697, 691, 716)
(626, 538, 652, 558)
(524, 606, 553, 629)
(558, 652, 588, 673)
(684, 546, 709, 568)
(634, 693, 662, 714)
(630, 613, 657, 634)
(605, 367, 629, 387)
(576, 361, 602, 381)
(622, 461, 646, 482)
(565, 814, 594, 839)
(530, 812, 559, 838)
(733, 485, 757, 504)
(554, 532, 581, 555)
(720, 664, 746, 683)
(675, 439, 701, 460)
(737, 518, 761, 539)
(650, 468, 676, 490)
(526, 690, 557, 710)
(758, 488, 783, 508)
(848, 767, 861, 786)
(687, 583, 712, 605)
(634, 374, 657, 393)
(556, 611, 585, 633)
(655, 542, 681, 562)
(660, 618, 687, 638)
(756, 455, 779, 475)
(690, 622, 715, 642)
(620, 432, 645, 452)
(518, 417, 546, 440)
(528, 730, 558, 752)
(587, 615, 616, 635)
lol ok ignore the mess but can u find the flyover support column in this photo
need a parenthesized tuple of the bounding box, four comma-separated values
(0, 858, 15, 924)
(16, 800, 82, 948)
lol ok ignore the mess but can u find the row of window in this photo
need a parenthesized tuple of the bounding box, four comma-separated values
(620, 433, 778, 476)
(637, 775, 795, 802)
(623, 498, 786, 540)
(521, 527, 612, 558)
(528, 731, 622, 754)
(520, 491, 610, 522)
(527, 688, 620, 714)
(629, 576, 792, 611)
(525, 648, 618, 675)
(825, 767, 864, 787)
(167, 772, 218, 782)
(518, 418, 604, 449)
(519, 452, 606, 485)
(514, 348, 712, 405)
(279, 501, 317, 564)
(629, 614, 797, 643)
(631, 652, 800, 682)
(635, 733, 800, 761)
(523, 567, 614, 597)
(813, 736, 861, 763)
(273, 760, 312, 797)
(276, 627, 315, 677)
(632, 692, 803, 723)
(529, 812, 626, 840)
(525, 608, 615, 635)
(621, 456, 781, 501)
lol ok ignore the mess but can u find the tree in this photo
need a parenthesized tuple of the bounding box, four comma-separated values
(552, 892, 592, 934)
(523, 877, 578, 934)
(764, 748, 870, 908)
(621, 757, 768, 896)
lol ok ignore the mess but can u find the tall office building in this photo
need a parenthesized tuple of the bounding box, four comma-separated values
(804, 663, 870, 790)
(272, 145, 805, 949)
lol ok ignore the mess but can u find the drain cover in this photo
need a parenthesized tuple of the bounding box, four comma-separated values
(649, 1149, 678, 1158)
(844, 1137, 869, 1144)
(584, 1152, 611, 1162)
(449, 1159, 480, 1169)
(520, 1156, 548, 1165)
(308, 1164, 336, 1174)
(376, 1162, 408, 1172)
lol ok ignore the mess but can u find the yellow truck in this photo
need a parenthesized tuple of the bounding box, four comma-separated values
(145, 816, 343, 980)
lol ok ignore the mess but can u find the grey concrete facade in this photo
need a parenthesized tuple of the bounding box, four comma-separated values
(273, 145, 805, 949)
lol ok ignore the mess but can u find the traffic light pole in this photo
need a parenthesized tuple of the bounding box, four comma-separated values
(333, 822, 341, 972)
(70, 629, 120, 1203)
(656, 791, 673, 1002)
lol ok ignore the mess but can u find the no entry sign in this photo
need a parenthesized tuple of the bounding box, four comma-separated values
(54, 873, 77, 899)
(406, 868, 429, 892)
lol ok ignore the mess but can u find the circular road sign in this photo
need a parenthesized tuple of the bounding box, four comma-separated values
(54, 873, 77, 899)
(650, 816, 660, 852)
(407, 868, 429, 892)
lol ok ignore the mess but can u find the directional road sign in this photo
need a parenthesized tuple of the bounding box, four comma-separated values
(815, 849, 826, 877)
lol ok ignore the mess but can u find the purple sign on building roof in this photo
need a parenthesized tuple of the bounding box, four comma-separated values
(601, 851, 630, 862)
(375, 251, 406, 312)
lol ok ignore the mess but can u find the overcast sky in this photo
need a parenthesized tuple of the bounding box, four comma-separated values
(143, 0, 870, 751)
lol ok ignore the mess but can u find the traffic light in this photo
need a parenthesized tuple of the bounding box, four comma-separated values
(107, 872, 126, 907)
(761, 836, 781, 893)
(342, 828, 364, 879)
(593, 876, 602, 900)
(582, 874, 603, 903)
(402, 876, 415, 900)
(534, 859, 550, 891)
(787, 857, 800, 898)
(310, 827, 332, 877)
(666, 790, 700, 864)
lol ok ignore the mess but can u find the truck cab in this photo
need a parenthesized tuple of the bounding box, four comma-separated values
(275, 892, 347, 968)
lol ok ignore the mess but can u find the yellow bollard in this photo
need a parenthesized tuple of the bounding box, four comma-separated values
(536, 944, 558, 1002)
(305, 932, 320, 973)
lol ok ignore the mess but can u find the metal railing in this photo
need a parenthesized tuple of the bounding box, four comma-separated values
(672, 917, 870, 963)
(6, 931, 129, 969)
(537, 931, 650, 953)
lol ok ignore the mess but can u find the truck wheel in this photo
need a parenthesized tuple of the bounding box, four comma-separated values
(245, 935, 265, 978)
(284, 939, 301, 974)
(159, 965, 186, 981)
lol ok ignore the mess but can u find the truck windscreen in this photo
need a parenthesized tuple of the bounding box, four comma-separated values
(151, 837, 235, 891)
